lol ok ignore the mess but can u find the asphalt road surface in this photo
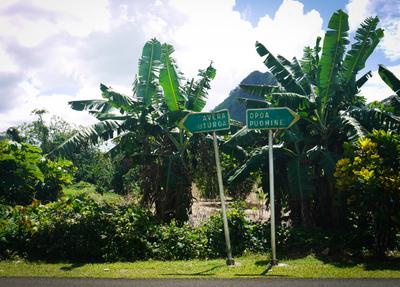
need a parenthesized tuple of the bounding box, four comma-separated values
(1, 278, 400, 287)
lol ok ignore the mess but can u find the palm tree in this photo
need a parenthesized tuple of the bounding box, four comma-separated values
(58, 39, 216, 223)
(228, 10, 400, 228)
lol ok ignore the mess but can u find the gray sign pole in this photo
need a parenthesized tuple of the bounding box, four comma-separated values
(212, 131, 235, 266)
(246, 108, 300, 267)
(269, 130, 277, 265)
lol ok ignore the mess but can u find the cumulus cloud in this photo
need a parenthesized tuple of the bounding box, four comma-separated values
(347, 0, 370, 31)
(149, 0, 324, 109)
(360, 65, 400, 103)
(346, 0, 400, 61)
(255, 0, 323, 59)
(0, 0, 111, 47)
(0, 0, 324, 130)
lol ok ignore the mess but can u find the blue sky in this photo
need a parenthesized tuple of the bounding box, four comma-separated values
(234, 0, 400, 74)
(235, 0, 348, 27)
(0, 0, 399, 131)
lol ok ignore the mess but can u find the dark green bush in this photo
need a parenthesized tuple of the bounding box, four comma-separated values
(0, 195, 158, 261)
(1, 197, 307, 262)
(153, 221, 209, 260)
(202, 201, 254, 257)
(0, 140, 75, 205)
(72, 148, 114, 194)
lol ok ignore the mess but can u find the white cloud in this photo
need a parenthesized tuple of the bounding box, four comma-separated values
(381, 19, 400, 61)
(151, 0, 323, 109)
(347, 0, 400, 61)
(346, 0, 370, 31)
(360, 65, 400, 103)
(0, 0, 324, 130)
(255, 0, 323, 59)
(0, 0, 111, 47)
(0, 45, 18, 73)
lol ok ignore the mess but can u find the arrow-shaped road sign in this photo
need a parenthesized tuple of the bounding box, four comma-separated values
(181, 109, 230, 133)
(246, 107, 300, 130)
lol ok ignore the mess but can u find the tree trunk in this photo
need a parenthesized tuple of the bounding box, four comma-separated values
(154, 158, 193, 224)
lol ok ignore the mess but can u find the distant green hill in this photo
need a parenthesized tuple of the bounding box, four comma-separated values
(213, 71, 277, 123)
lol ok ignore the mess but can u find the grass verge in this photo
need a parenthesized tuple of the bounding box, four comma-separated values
(63, 182, 124, 205)
(1, 254, 400, 278)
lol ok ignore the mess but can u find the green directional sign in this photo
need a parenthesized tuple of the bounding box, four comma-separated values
(246, 107, 300, 130)
(182, 110, 230, 133)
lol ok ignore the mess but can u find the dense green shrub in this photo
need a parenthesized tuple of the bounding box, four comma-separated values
(334, 130, 400, 257)
(0, 140, 75, 205)
(72, 148, 114, 194)
(202, 202, 254, 257)
(2, 195, 346, 262)
(153, 221, 209, 260)
(1, 197, 265, 261)
(0, 195, 158, 261)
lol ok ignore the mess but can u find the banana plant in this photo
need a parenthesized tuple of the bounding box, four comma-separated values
(228, 10, 400, 228)
(57, 38, 216, 223)
(378, 65, 400, 115)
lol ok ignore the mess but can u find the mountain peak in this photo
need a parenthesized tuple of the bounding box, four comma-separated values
(214, 71, 277, 123)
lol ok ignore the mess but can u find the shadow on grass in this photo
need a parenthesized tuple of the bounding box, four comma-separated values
(60, 263, 86, 271)
(233, 261, 273, 277)
(279, 246, 400, 272)
(234, 274, 289, 277)
(162, 264, 225, 276)
(315, 253, 400, 271)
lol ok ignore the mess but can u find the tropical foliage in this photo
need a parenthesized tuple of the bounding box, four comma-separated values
(0, 140, 75, 205)
(0, 195, 260, 261)
(335, 130, 400, 256)
(57, 38, 216, 223)
(228, 10, 400, 228)
(2, 7, 400, 262)
(377, 65, 400, 115)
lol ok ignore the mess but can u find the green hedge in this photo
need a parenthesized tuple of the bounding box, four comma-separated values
(0, 195, 275, 261)
(0, 195, 347, 262)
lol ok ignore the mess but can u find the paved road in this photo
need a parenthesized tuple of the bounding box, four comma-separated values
(1, 278, 400, 287)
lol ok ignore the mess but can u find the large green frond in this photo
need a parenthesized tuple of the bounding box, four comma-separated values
(255, 41, 306, 95)
(306, 146, 338, 176)
(318, 9, 349, 114)
(227, 144, 285, 185)
(356, 71, 372, 89)
(341, 17, 382, 86)
(160, 44, 186, 112)
(54, 120, 123, 154)
(300, 37, 321, 85)
(270, 93, 314, 110)
(68, 99, 113, 113)
(336, 114, 367, 142)
(380, 95, 400, 115)
(136, 38, 162, 107)
(186, 63, 216, 112)
(379, 65, 400, 96)
(278, 56, 312, 95)
(88, 111, 132, 121)
(100, 84, 139, 113)
(349, 107, 400, 133)
(223, 127, 263, 149)
(291, 58, 312, 95)
(239, 83, 279, 98)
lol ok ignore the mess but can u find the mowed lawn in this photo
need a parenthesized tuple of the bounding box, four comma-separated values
(1, 254, 400, 278)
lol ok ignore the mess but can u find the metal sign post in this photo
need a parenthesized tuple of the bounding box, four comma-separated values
(181, 109, 234, 265)
(268, 129, 277, 265)
(213, 131, 234, 266)
(246, 107, 300, 266)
